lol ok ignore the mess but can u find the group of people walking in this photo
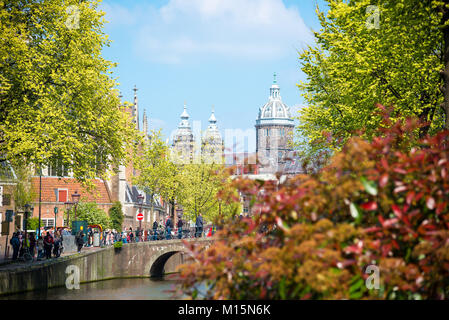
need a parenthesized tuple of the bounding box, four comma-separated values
(9, 229, 64, 261)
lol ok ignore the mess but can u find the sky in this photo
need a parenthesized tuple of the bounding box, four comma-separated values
(99, 0, 328, 152)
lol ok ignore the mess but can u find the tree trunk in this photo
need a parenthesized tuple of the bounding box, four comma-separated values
(151, 193, 154, 225)
(441, 1, 449, 129)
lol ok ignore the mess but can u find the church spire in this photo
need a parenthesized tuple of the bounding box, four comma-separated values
(270, 73, 280, 100)
(133, 85, 140, 130)
(209, 105, 217, 124)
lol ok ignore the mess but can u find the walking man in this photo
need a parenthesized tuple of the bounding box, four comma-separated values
(177, 218, 183, 239)
(75, 230, 85, 253)
(195, 213, 203, 238)
(152, 220, 158, 241)
(43, 232, 54, 259)
(165, 216, 173, 240)
(10, 233, 20, 260)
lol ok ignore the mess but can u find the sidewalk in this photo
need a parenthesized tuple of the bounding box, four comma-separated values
(0, 245, 103, 271)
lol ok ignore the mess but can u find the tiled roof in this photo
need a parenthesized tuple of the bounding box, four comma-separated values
(30, 177, 112, 204)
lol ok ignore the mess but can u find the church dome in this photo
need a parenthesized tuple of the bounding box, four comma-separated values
(256, 73, 294, 127)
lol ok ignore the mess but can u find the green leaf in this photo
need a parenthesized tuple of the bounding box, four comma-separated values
(350, 202, 362, 222)
(360, 177, 378, 196)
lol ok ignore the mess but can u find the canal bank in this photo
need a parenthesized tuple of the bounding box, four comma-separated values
(0, 239, 210, 296)
(0, 277, 184, 300)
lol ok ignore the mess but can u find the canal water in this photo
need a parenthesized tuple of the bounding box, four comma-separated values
(0, 277, 186, 300)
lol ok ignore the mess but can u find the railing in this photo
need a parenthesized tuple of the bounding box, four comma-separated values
(96, 226, 215, 247)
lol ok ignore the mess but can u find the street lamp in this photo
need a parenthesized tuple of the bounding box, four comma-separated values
(71, 191, 80, 221)
(54, 206, 58, 230)
(24, 204, 31, 247)
(137, 193, 144, 240)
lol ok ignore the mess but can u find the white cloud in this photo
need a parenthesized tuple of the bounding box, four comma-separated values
(102, 0, 313, 64)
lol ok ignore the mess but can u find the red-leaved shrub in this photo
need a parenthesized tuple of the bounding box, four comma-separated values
(177, 106, 449, 300)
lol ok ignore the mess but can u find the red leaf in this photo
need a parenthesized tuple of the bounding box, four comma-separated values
(379, 173, 389, 188)
(394, 185, 407, 193)
(364, 226, 381, 233)
(436, 202, 447, 215)
(393, 167, 407, 174)
(415, 192, 424, 202)
(406, 191, 415, 205)
(391, 239, 400, 250)
(383, 218, 399, 228)
(392, 205, 402, 218)
(360, 201, 378, 211)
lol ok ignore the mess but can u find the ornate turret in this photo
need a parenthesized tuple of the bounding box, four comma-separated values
(172, 102, 194, 163)
(202, 105, 223, 163)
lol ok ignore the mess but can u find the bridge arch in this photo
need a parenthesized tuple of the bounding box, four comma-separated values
(143, 239, 213, 278)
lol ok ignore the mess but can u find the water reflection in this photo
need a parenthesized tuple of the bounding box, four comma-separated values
(1, 277, 185, 300)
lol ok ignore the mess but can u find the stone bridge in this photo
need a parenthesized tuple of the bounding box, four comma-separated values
(0, 238, 214, 296)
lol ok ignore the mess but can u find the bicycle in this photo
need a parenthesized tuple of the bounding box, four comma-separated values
(19, 247, 33, 263)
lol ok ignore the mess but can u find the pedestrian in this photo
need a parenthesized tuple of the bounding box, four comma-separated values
(129, 228, 134, 243)
(18, 232, 24, 257)
(195, 213, 204, 238)
(152, 220, 158, 241)
(43, 232, 54, 259)
(37, 235, 44, 260)
(10, 233, 20, 260)
(29, 233, 36, 259)
(165, 216, 173, 240)
(75, 230, 85, 253)
(53, 231, 62, 258)
(177, 219, 183, 239)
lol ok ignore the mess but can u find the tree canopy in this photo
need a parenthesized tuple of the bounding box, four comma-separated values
(297, 0, 448, 157)
(70, 202, 111, 230)
(0, 0, 137, 184)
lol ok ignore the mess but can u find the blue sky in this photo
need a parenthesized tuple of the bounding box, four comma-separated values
(99, 0, 328, 152)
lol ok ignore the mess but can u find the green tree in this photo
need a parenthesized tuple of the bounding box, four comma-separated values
(12, 162, 36, 212)
(0, 0, 138, 185)
(133, 130, 176, 222)
(109, 201, 124, 232)
(297, 0, 448, 157)
(69, 202, 111, 229)
(27, 217, 39, 230)
(177, 160, 228, 224)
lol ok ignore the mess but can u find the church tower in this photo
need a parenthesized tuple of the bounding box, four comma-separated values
(255, 73, 294, 173)
(172, 102, 194, 164)
(202, 106, 224, 164)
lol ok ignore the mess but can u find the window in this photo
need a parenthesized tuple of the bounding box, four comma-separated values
(2, 194, 11, 206)
(48, 158, 68, 177)
(266, 129, 270, 136)
(42, 218, 55, 227)
(57, 189, 68, 203)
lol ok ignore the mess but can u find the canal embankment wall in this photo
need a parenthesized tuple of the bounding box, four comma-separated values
(0, 239, 195, 296)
